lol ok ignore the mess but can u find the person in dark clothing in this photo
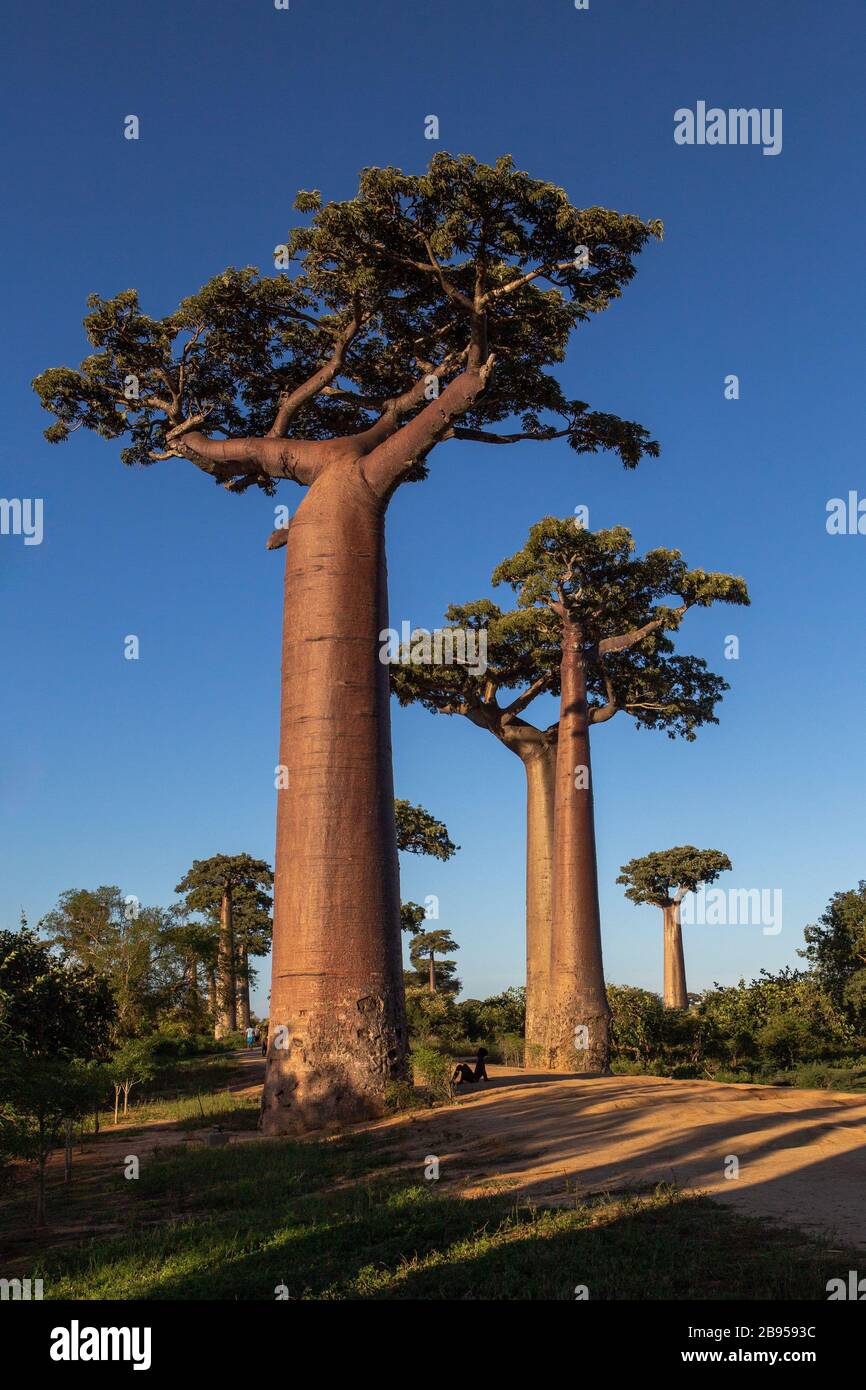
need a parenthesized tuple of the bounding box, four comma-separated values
(451, 1047, 489, 1085)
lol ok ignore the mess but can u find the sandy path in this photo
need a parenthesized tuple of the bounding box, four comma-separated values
(381, 1068, 866, 1249)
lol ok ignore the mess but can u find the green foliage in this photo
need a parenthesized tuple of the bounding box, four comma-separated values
(394, 799, 457, 859)
(394, 524, 748, 745)
(609, 970, 856, 1079)
(400, 901, 428, 935)
(38, 888, 183, 1038)
(492, 520, 749, 740)
(0, 925, 115, 1059)
(608, 985, 670, 1064)
(799, 882, 866, 1024)
(410, 1043, 454, 1102)
(34, 153, 661, 486)
(404, 986, 462, 1044)
(618, 846, 732, 907)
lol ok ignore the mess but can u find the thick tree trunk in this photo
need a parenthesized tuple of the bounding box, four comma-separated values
(521, 740, 557, 1066)
(236, 939, 251, 1029)
(547, 621, 610, 1072)
(261, 458, 407, 1134)
(215, 886, 237, 1038)
(663, 903, 688, 1008)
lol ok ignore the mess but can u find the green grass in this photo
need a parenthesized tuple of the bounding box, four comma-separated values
(11, 1128, 857, 1301)
(111, 1088, 260, 1133)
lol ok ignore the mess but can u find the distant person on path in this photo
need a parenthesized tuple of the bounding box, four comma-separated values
(245, 1026, 255, 1049)
(451, 1047, 489, 1086)
(261, 1035, 267, 1057)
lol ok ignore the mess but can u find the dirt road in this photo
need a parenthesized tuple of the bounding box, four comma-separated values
(386, 1067, 866, 1248)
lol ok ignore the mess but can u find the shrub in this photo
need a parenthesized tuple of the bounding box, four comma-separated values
(410, 1044, 453, 1103)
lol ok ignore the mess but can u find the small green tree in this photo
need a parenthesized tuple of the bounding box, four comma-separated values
(109, 1038, 157, 1123)
(0, 1055, 96, 1223)
(617, 847, 732, 1008)
(799, 882, 866, 1025)
(0, 926, 115, 1058)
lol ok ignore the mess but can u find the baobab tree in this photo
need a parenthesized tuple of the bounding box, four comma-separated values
(407, 928, 460, 995)
(392, 603, 559, 1061)
(175, 855, 273, 1038)
(34, 153, 661, 1130)
(493, 520, 749, 1071)
(229, 879, 274, 1030)
(617, 847, 732, 1008)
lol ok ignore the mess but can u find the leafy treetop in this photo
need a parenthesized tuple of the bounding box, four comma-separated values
(617, 846, 733, 908)
(34, 153, 661, 496)
(395, 799, 458, 860)
(394, 522, 749, 742)
(490, 519, 750, 740)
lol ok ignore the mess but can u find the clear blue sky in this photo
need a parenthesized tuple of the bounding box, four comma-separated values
(2, 0, 864, 1012)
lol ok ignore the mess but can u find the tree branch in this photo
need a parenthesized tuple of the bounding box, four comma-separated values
(267, 297, 365, 437)
(598, 606, 688, 655)
(362, 355, 495, 495)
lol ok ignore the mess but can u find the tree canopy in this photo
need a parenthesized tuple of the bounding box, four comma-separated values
(395, 798, 458, 860)
(490, 519, 749, 739)
(33, 153, 662, 494)
(0, 926, 115, 1060)
(618, 847, 733, 908)
(799, 882, 866, 1022)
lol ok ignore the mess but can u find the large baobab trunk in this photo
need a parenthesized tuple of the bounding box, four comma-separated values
(663, 903, 688, 1008)
(521, 740, 557, 1066)
(261, 458, 407, 1134)
(548, 621, 610, 1072)
(215, 886, 237, 1038)
(236, 939, 251, 1029)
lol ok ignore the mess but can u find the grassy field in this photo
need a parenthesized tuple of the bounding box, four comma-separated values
(2, 1115, 856, 1301)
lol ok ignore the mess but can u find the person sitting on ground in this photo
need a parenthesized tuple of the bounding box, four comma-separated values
(451, 1047, 489, 1085)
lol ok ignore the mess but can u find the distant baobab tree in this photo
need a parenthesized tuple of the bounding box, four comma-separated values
(618, 846, 733, 1008)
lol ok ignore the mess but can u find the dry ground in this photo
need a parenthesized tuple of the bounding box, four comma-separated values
(391, 1065, 866, 1248)
(6, 1055, 866, 1259)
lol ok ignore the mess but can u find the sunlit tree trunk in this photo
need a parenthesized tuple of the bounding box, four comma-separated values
(261, 459, 407, 1134)
(522, 741, 556, 1066)
(548, 619, 610, 1072)
(663, 903, 688, 1008)
(237, 938, 251, 1029)
(215, 886, 237, 1038)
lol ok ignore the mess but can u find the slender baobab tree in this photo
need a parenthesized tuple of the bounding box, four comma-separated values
(617, 847, 732, 1008)
(175, 855, 273, 1038)
(35, 153, 661, 1130)
(493, 520, 749, 1071)
(408, 928, 460, 995)
(230, 879, 274, 1030)
(392, 603, 559, 1062)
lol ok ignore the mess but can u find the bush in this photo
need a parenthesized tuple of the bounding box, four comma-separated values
(383, 1080, 418, 1114)
(495, 1032, 525, 1067)
(410, 1044, 453, 1103)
